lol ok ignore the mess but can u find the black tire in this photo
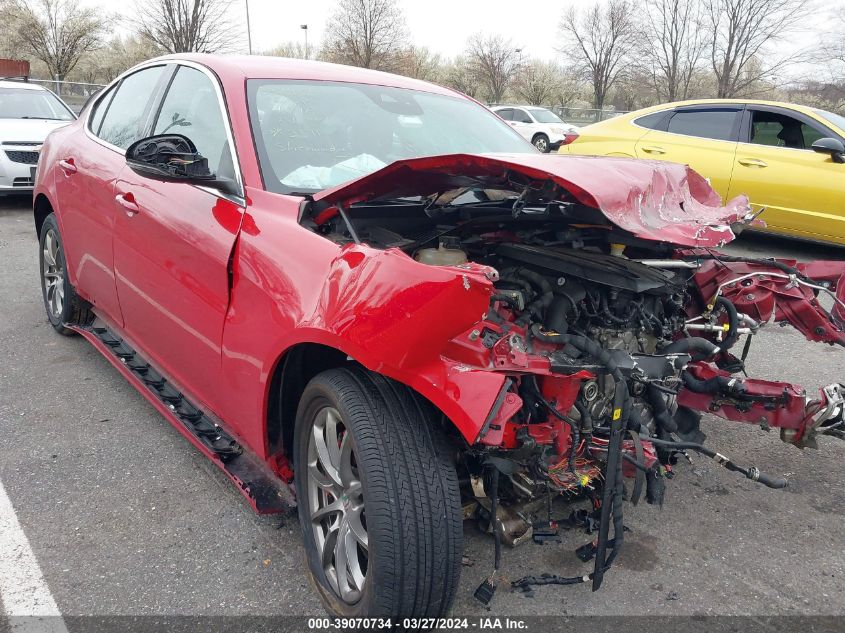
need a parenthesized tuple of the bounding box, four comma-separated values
(38, 213, 91, 335)
(293, 366, 463, 619)
(532, 133, 550, 152)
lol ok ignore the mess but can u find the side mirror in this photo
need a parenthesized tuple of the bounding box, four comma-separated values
(811, 137, 845, 163)
(125, 134, 237, 194)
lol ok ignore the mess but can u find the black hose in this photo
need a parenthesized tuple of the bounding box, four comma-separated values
(660, 336, 720, 358)
(714, 296, 740, 352)
(645, 384, 678, 434)
(640, 436, 788, 489)
(600, 293, 635, 325)
(516, 269, 553, 315)
(545, 296, 571, 335)
(530, 325, 625, 383)
(681, 370, 744, 396)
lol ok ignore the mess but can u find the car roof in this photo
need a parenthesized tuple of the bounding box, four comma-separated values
(627, 98, 823, 118)
(0, 80, 47, 91)
(142, 53, 461, 99)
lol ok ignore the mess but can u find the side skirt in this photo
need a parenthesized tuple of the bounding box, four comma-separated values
(72, 319, 296, 515)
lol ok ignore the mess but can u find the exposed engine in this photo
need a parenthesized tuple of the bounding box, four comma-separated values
(305, 189, 845, 603)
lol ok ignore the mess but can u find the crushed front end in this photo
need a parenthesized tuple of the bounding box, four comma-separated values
(302, 152, 845, 603)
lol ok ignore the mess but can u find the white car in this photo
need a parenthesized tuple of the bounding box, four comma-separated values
(0, 80, 75, 195)
(492, 105, 579, 152)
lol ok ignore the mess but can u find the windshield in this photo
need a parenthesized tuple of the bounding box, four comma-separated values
(813, 108, 845, 134)
(247, 79, 534, 194)
(0, 87, 74, 120)
(528, 108, 563, 124)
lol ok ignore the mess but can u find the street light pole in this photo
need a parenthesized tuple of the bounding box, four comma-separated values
(301, 24, 308, 59)
(245, 0, 253, 54)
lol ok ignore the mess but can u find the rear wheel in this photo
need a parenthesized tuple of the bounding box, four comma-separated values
(293, 367, 463, 619)
(38, 213, 91, 335)
(532, 133, 550, 152)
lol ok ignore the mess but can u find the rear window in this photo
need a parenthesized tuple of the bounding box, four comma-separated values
(666, 109, 738, 141)
(528, 108, 563, 124)
(634, 111, 669, 130)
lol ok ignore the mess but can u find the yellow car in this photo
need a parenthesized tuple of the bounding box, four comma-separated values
(564, 99, 845, 245)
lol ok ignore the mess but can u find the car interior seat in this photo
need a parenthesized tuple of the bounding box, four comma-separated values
(776, 123, 804, 149)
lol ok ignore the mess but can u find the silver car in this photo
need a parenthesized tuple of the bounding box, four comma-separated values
(0, 80, 75, 195)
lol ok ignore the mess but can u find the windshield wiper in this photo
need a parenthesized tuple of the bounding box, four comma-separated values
(19, 116, 65, 120)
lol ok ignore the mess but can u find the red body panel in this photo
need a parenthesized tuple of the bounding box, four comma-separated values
(111, 171, 243, 418)
(220, 187, 508, 453)
(311, 153, 751, 247)
(50, 130, 125, 325)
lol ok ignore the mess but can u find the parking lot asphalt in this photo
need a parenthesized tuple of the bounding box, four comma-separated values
(1, 193, 844, 618)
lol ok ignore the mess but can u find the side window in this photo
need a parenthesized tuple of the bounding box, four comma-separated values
(801, 123, 825, 147)
(98, 66, 166, 150)
(750, 110, 827, 150)
(88, 86, 116, 135)
(635, 110, 669, 130)
(496, 108, 513, 121)
(513, 109, 533, 123)
(153, 66, 233, 178)
(666, 109, 738, 141)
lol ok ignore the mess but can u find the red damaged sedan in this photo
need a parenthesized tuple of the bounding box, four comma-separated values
(34, 55, 845, 618)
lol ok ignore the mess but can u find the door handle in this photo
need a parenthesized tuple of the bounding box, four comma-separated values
(738, 157, 768, 168)
(58, 158, 77, 174)
(115, 192, 140, 215)
(640, 145, 666, 155)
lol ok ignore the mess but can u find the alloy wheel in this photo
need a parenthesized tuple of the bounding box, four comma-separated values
(42, 229, 65, 319)
(306, 406, 368, 604)
(534, 136, 549, 152)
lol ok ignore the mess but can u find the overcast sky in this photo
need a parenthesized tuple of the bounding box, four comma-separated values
(97, 0, 835, 72)
(102, 0, 576, 60)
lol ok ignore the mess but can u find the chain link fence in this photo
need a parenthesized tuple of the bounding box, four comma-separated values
(549, 107, 630, 125)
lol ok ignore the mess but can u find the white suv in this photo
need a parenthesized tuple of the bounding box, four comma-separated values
(0, 80, 75, 195)
(492, 105, 579, 153)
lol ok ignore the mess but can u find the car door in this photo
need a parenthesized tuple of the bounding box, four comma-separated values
(727, 105, 845, 243)
(55, 65, 168, 326)
(111, 63, 245, 415)
(510, 108, 535, 141)
(634, 105, 743, 201)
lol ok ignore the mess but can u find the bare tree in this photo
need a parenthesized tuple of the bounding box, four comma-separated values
(642, 0, 707, 101)
(513, 60, 564, 106)
(134, 0, 239, 54)
(398, 46, 442, 82)
(559, 0, 638, 110)
(323, 0, 408, 71)
(442, 56, 481, 98)
(551, 73, 583, 110)
(75, 34, 162, 84)
(705, 0, 810, 98)
(266, 41, 314, 60)
(464, 33, 521, 104)
(0, 0, 109, 80)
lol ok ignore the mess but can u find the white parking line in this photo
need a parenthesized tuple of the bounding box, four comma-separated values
(0, 478, 68, 632)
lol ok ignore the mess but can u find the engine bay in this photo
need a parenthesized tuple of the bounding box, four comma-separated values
(302, 189, 845, 602)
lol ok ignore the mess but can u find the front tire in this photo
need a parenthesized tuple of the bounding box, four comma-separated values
(293, 367, 463, 619)
(38, 213, 90, 335)
(532, 133, 550, 152)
